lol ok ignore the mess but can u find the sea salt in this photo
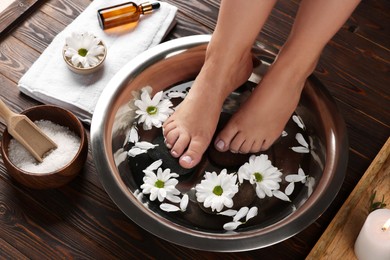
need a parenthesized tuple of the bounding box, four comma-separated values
(8, 120, 81, 173)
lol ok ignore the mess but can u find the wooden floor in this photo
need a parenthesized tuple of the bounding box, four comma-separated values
(0, 0, 389, 258)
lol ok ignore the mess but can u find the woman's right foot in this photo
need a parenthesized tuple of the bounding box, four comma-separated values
(163, 50, 253, 169)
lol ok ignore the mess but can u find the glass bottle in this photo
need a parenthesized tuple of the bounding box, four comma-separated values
(97, 2, 160, 30)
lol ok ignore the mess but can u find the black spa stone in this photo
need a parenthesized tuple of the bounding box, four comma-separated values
(148, 135, 193, 175)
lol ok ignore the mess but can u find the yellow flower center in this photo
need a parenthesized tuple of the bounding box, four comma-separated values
(147, 106, 158, 115)
(254, 172, 263, 182)
(78, 48, 88, 57)
(155, 180, 164, 188)
(213, 185, 223, 196)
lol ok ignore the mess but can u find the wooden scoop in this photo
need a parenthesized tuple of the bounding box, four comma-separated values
(0, 99, 57, 162)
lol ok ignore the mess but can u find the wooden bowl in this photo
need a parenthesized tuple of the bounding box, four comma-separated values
(1, 105, 88, 189)
(62, 40, 107, 75)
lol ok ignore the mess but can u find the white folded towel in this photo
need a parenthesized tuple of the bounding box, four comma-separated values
(18, 0, 177, 124)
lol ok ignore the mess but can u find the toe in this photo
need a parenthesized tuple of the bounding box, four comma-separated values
(171, 134, 191, 158)
(214, 124, 238, 152)
(163, 119, 176, 132)
(179, 137, 208, 169)
(164, 128, 180, 149)
(238, 139, 253, 154)
(261, 138, 273, 151)
(229, 132, 246, 153)
(250, 139, 263, 153)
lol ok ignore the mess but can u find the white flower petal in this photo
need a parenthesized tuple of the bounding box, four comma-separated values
(146, 159, 163, 171)
(273, 190, 291, 202)
(285, 182, 295, 196)
(246, 207, 258, 222)
(160, 203, 181, 212)
(281, 130, 288, 137)
(306, 177, 316, 196)
(233, 207, 249, 222)
(291, 146, 310, 153)
(135, 141, 158, 150)
(218, 209, 238, 217)
(295, 133, 309, 148)
(128, 147, 147, 157)
(166, 194, 181, 203)
(285, 174, 307, 183)
(167, 91, 187, 98)
(128, 126, 139, 143)
(223, 221, 242, 231)
(180, 194, 189, 211)
(292, 115, 305, 130)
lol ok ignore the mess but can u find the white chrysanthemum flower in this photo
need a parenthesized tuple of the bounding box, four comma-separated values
(238, 154, 282, 199)
(140, 167, 180, 202)
(195, 169, 239, 212)
(64, 32, 105, 68)
(134, 89, 174, 130)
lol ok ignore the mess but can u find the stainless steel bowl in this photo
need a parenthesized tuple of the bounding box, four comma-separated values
(91, 35, 348, 252)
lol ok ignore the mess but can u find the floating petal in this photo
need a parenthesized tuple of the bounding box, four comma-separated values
(295, 133, 309, 148)
(160, 203, 180, 212)
(180, 194, 189, 211)
(223, 221, 242, 231)
(273, 190, 291, 202)
(128, 147, 147, 157)
(291, 146, 310, 153)
(246, 207, 258, 222)
(292, 115, 305, 130)
(233, 207, 249, 222)
(128, 126, 139, 143)
(218, 209, 238, 217)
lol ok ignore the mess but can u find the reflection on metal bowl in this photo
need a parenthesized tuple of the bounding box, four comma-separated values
(91, 35, 348, 252)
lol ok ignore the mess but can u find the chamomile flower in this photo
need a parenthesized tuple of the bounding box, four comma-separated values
(195, 169, 239, 212)
(141, 167, 180, 203)
(238, 154, 282, 199)
(64, 32, 105, 68)
(134, 89, 174, 130)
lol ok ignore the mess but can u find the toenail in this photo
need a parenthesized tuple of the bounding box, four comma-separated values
(230, 150, 238, 154)
(171, 150, 178, 157)
(180, 155, 192, 164)
(165, 142, 172, 149)
(215, 140, 225, 151)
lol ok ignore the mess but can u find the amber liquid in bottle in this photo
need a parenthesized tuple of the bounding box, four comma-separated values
(97, 2, 160, 30)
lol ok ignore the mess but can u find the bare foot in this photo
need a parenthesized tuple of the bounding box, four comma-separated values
(163, 52, 253, 168)
(214, 59, 314, 153)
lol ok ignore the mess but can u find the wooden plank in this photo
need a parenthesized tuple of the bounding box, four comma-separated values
(0, 175, 118, 259)
(0, 36, 39, 83)
(307, 137, 390, 259)
(344, 0, 390, 49)
(0, 238, 28, 259)
(12, 11, 66, 53)
(40, 0, 92, 26)
(0, 0, 39, 35)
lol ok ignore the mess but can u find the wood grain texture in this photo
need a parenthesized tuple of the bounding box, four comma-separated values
(307, 138, 390, 259)
(0, 0, 39, 35)
(0, 0, 389, 258)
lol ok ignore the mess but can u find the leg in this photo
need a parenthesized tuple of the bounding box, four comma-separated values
(214, 0, 361, 153)
(163, 0, 277, 168)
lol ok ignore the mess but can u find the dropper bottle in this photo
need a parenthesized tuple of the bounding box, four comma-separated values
(97, 2, 161, 30)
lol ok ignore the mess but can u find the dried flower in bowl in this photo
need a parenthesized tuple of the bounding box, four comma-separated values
(63, 32, 107, 74)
